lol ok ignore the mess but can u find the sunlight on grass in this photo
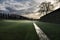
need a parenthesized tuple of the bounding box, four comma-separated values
(0, 20, 39, 40)
(3, 20, 33, 23)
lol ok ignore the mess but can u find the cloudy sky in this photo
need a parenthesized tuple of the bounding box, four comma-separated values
(0, 0, 59, 14)
(0, 0, 43, 12)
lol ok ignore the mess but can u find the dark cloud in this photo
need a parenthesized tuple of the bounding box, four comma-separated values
(0, 0, 39, 14)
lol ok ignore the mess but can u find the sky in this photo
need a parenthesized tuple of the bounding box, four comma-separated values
(0, 0, 60, 14)
(0, 0, 45, 14)
(0, 0, 32, 10)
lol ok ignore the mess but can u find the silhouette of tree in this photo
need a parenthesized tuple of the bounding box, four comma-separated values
(38, 2, 54, 15)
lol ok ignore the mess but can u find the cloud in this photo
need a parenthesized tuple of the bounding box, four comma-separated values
(0, 0, 59, 15)
(0, 0, 45, 12)
(0, 0, 38, 11)
(0, 4, 6, 10)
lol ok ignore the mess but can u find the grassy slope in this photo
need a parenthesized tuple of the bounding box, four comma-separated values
(36, 22, 60, 40)
(0, 20, 39, 40)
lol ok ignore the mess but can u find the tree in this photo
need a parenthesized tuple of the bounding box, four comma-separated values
(56, 0, 60, 2)
(38, 2, 54, 15)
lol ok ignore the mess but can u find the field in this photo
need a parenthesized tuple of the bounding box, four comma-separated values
(0, 20, 60, 40)
(0, 20, 39, 40)
(36, 22, 60, 40)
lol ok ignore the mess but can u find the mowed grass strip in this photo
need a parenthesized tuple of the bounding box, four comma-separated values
(36, 22, 60, 40)
(0, 20, 39, 40)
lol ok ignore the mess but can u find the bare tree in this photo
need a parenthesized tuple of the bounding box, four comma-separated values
(38, 2, 54, 15)
(56, 0, 60, 2)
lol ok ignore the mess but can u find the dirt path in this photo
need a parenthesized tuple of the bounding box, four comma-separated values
(33, 22, 50, 40)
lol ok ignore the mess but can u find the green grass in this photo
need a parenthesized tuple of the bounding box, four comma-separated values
(0, 20, 39, 40)
(36, 22, 60, 40)
(1, 20, 60, 40)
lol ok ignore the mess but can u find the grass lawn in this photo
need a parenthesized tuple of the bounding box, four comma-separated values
(36, 22, 60, 40)
(0, 20, 39, 40)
